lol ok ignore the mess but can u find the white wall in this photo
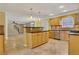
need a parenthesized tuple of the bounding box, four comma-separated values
(41, 19, 49, 30)
(6, 12, 27, 36)
(6, 11, 49, 37)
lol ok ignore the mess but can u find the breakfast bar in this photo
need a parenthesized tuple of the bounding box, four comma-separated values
(24, 27, 49, 48)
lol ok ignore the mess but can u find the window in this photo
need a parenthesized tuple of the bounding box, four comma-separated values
(60, 16, 74, 28)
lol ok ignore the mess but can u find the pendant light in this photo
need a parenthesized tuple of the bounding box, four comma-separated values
(29, 8, 33, 19)
(38, 11, 41, 21)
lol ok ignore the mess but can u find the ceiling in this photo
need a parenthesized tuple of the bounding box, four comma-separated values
(0, 3, 79, 18)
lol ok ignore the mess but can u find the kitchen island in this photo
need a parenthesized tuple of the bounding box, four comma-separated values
(24, 27, 49, 48)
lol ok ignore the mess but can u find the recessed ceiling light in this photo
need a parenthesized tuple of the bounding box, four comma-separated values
(49, 13, 54, 16)
(63, 10, 68, 12)
(59, 5, 64, 8)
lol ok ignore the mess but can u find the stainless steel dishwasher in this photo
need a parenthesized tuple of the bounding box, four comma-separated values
(51, 26, 60, 40)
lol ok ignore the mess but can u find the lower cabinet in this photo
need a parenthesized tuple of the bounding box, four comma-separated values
(0, 35, 4, 55)
(26, 32, 49, 48)
(49, 31, 54, 39)
(42, 32, 46, 44)
(32, 33, 38, 47)
(60, 31, 69, 41)
(37, 33, 42, 46)
(69, 35, 79, 55)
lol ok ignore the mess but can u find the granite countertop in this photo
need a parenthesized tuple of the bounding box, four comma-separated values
(48, 29, 71, 31)
(26, 30, 48, 33)
(69, 33, 79, 35)
(25, 28, 79, 33)
(24, 27, 43, 28)
(69, 30, 79, 35)
(26, 29, 71, 33)
(49, 29, 79, 35)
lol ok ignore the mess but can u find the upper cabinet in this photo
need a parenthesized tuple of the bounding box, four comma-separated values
(49, 13, 79, 26)
(75, 13, 79, 25)
(49, 17, 60, 26)
(0, 12, 5, 25)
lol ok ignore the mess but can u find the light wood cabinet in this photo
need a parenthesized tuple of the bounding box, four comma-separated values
(37, 33, 41, 45)
(0, 12, 5, 25)
(42, 32, 46, 44)
(75, 20, 79, 25)
(0, 35, 4, 54)
(49, 31, 54, 38)
(25, 32, 49, 48)
(46, 32, 49, 41)
(69, 35, 79, 55)
(49, 17, 60, 26)
(32, 33, 37, 47)
(0, 12, 5, 54)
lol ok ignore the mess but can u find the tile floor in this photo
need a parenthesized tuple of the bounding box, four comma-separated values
(7, 39, 68, 55)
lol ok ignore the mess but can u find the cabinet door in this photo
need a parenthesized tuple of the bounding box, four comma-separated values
(0, 12, 5, 25)
(42, 32, 45, 44)
(49, 31, 54, 38)
(48, 32, 50, 40)
(45, 32, 49, 41)
(37, 33, 42, 45)
(0, 35, 4, 54)
(49, 17, 60, 25)
(32, 33, 37, 48)
(43, 32, 47, 43)
(69, 35, 79, 55)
